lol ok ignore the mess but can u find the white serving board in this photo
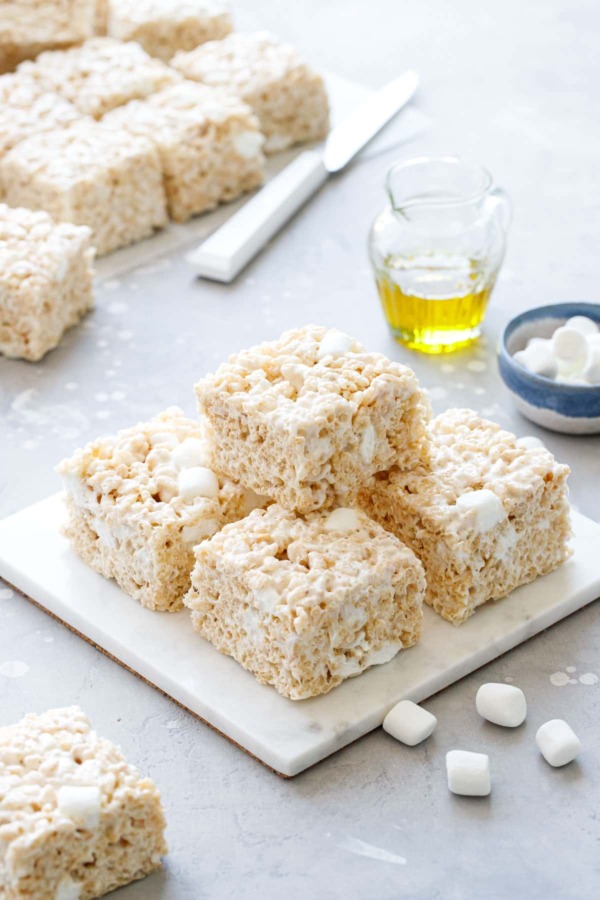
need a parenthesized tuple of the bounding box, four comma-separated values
(0, 495, 599, 777)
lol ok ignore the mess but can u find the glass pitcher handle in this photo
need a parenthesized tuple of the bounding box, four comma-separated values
(486, 187, 512, 232)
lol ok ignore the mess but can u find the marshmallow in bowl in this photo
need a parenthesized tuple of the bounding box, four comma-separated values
(513, 316, 599, 385)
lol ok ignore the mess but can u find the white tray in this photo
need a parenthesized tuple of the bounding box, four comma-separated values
(0, 495, 598, 777)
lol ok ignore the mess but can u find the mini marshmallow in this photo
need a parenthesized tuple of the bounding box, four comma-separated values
(536, 719, 582, 767)
(565, 315, 599, 336)
(324, 508, 362, 532)
(55, 876, 81, 900)
(178, 466, 219, 501)
(383, 700, 437, 746)
(446, 750, 491, 797)
(476, 683, 527, 727)
(170, 438, 207, 470)
(582, 347, 600, 385)
(455, 489, 506, 533)
(513, 341, 558, 378)
(317, 330, 354, 360)
(551, 326, 588, 364)
(56, 785, 102, 830)
(516, 435, 545, 450)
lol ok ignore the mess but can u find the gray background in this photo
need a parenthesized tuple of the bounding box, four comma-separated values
(1, 1, 599, 897)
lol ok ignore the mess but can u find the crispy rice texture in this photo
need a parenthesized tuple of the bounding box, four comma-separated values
(194, 325, 430, 514)
(104, 81, 264, 222)
(0, 120, 168, 255)
(108, 0, 232, 62)
(0, 0, 96, 73)
(172, 31, 330, 152)
(57, 407, 267, 612)
(360, 408, 572, 624)
(0, 204, 94, 361)
(184, 504, 425, 699)
(0, 706, 167, 900)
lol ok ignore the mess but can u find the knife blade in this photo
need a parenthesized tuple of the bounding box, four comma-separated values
(186, 71, 419, 283)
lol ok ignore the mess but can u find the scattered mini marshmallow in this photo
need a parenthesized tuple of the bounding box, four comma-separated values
(536, 719, 582, 767)
(178, 466, 219, 501)
(446, 750, 491, 796)
(171, 437, 207, 470)
(317, 330, 354, 360)
(476, 683, 527, 727)
(516, 435, 545, 450)
(565, 315, 599, 336)
(455, 489, 506, 533)
(56, 785, 102, 830)
(551, 326, 588, 364)
(324, 508, 362, 532)
(383, 700, 437, 746)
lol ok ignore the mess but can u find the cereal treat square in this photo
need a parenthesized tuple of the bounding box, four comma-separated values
(360, 409, 572, 625)
(17, 37, 180, 118)
(0, 121, 167, 255)
(194, 325, 430, 514)
(184, 505, 425, 699)
(0, 205, 94, 362)
(57, 407, 267, 612)
(0, 706, 167, 899)
(172, 31, 330, 153)
(0, 0, 96, 73)
(94, 0, 109, 35)
(108, 0, 233, 62)
(0, 74, 84, 167)
(105, 81, 264, 222)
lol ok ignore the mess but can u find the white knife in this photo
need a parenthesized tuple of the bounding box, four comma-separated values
(186, 70, 419, 283)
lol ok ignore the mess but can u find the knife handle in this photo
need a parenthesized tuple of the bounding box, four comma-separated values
(186, 150, 329, 283)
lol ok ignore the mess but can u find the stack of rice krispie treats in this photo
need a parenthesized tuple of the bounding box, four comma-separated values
(59, 327, 431, 699)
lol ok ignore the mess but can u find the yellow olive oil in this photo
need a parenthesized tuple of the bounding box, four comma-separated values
(376, 253, 495, 354)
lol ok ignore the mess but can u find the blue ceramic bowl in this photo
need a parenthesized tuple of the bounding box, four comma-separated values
(498, 302, 600, 435)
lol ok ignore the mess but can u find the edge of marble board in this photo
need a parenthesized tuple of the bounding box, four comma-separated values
(0, 495, 598, 777)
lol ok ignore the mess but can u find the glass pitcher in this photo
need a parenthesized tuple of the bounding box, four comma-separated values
(368, 156, 511, 354)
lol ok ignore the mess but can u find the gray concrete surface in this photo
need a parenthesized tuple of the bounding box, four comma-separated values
(0, 1, 599, 897)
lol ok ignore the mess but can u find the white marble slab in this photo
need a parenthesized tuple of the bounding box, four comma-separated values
(0, 495, 599, 777)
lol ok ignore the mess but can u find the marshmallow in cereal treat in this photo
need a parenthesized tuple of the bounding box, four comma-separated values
(57, 407, 267, 611)
(360, 408, 571, 625)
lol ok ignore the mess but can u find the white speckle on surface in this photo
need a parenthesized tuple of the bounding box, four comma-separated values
(474, 386, 486, 395)
(166, 719, 180, 730)
(94, 392, 108, 403)
(106, 369, 116, 378)
(578, 672, 599, 685)
(441, 363, 455, 373)
(117, 330, 134, 341)
(568, 678, 578, 685)
(97, 339, 108, 348)
(134, 259, 171, 276)
(111, 390, 126, 401)
(467, 360, 487, 372)
(43, 636, 54, 644)
(0, 660, 29, 678)
(337, 836, 406, 866)
(0, 588, 14, 600)
(550, 671, 570, 686)
(64, 382, 78, 392)
(429, 386, 448, 400)
(103, 279, 121, 290)
(23, 439, 37, 450)
(95, 410, 111, 420)
(455, 381, 465, 389)
(504, 675, 514, 683)
(565, 666, 577, 673)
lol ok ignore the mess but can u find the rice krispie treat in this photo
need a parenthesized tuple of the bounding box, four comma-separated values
(105, 81, 264, 222)
(0, 0, 96, 73)
(95, 0, 109, 35)
(194, 325, 430, 514)
(172, 31, 330, 153)
(58, 407, 267, 612)
(108, 0, 233, 62)
(0, 706, 167, 899)
(184, 504, 425, 699)
(360, 409, 572, 625)
(0, 121, 167, 255)
(0, 75, 84, 167)
(17, 37, 180, 118)
(0, 205, 94, 362)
